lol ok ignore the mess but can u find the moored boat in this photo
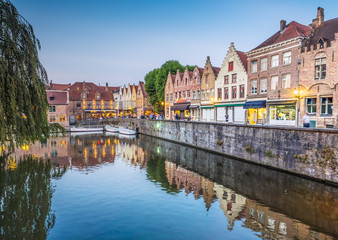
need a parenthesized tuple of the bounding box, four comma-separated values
(69, 127, 104, 132)
(119, 127, 137, 135)
(105, 125, 119, 133)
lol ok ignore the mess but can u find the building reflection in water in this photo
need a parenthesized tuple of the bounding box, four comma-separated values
(12, 133, 338, 239)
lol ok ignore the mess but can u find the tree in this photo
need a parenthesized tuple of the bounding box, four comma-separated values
(144, 60, 196, 113)
(0, 0, 58, 148)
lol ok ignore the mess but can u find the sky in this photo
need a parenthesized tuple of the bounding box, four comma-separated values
(11, 0, 338, 87)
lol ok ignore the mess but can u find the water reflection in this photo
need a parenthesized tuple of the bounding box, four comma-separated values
(0, 156, 66, 239)
(9, 133, 338, 239)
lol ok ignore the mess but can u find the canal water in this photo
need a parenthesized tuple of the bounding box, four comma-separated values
(1, 133, 337, 239)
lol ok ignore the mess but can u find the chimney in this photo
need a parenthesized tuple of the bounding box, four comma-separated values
(280, 20, 286, 32)
(312, 7, 324, 28)
(317, 7, 324, 26)
(50, 80, 53, 89)
(106, 82, 108, 91)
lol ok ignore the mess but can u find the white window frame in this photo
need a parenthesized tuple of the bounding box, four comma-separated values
(251, 80, 257, 94)
(271, 76, 278, 90)
(283, 51, 291, 65)
(260, 78, 267, 93)
(282, 74, 290, 89)
(261, 58, 267, 71)
(271, 55, 279, 68)
(251, 61, 257, 73)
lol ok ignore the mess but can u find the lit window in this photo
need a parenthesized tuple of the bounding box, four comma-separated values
(271, 55, 279, 68)
(283, 51, 291, 65)
(315, 57, 326, 79)
(306, 98, 316, 114)
(321, 97, 333, 115)
(251, 80, 257, 94)
(60, 115, 66, 122)
(260, 78, 267, 93)
(282, 74, 290, 89)
(49, 115, 56, 123)
(251, 61, 257, 73)
(271, 76, 278, 90)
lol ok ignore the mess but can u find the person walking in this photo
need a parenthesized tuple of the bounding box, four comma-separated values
(302, 112, 310, 128)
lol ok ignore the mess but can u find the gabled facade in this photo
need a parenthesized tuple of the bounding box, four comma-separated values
(214, 42, 248, 123)
(164, 72, 175, 119)
(200, 56, 220, 122)
(137, 81, 153, 117)
(246, 20, 311, 126)
(299, 8, 338, 128)
(46, 90, 69, 127)
(189, 66, 202, 120)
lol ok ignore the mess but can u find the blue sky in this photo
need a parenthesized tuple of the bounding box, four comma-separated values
(11, 0, 338, 86)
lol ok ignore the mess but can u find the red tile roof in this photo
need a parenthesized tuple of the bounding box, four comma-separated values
(46, 90, 68, 105)
(49, 83, 71, 90)
(68, 82, 117, 101)
(198, 68, 204, 76)
(139, 81, 148, 97)
(188, 71, 193, 78)
(252, 21, 311, 51)
(236, 51, 248, 71)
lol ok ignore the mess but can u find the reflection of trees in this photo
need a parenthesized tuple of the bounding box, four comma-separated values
(0, 155, 66, 239)
(146, 155, 178, 194)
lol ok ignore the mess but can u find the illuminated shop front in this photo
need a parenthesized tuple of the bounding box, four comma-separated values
(269, 105, 296, 126)
(243, 100, 267, 125)
(171, 103, 190, 119)
(85, 110, 116, 119)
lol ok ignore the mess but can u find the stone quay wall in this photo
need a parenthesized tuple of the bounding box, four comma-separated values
(109, 119, 338, 184)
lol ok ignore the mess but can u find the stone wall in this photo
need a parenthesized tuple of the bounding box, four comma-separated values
(111, 119, 338, 184)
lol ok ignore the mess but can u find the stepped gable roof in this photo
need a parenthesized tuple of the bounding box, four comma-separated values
(49, 83, 71, 90)
(188, 71, 193, 78)
(139, 81, 148, 97)
(252, 21, 311, 51)
(306, 18, 338, 46)
(212, 67, 221, 77)
(46, 90, 68, 105)
(236, 51, 248, 71)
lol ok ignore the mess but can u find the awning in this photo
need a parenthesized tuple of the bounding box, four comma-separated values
(200, 106, 214, 109)
(171, 103, 190, 111)
(267, 100, 297, 105)
(189, 105, 199, 109)
(215, 103, 244, 107)
(243, 100, 266, 109)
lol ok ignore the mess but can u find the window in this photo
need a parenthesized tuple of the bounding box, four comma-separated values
(232, 74, 237, 83)
(60, 115, 66, 122)
(185, 78, 188, 85)
(261, 58, 267, 71)
(217, 88, 222, 100)
(260, 78, 267, 93)
(166, 94, 169, 102)
(49, 106, 56, 112)
(87, 102, 92, 109)
(187, 90, 190, 98)
(271, 76, 278, 90)
(232, 86, 237, 99)
(206, 89, 210, 100)
(202, 90, 205, 100)
(240, 85, 245, 98)
(251, 80, 257, 94)
(251, 61, 257, 73)
(282, 74, 290, 89)
(49, 97, 54, 101)
(205, 75, 209, 84)
(96, 95, 100, 100)
(306, 98, 317, 114)
(192, 91, 195, 99)
(228, 61, 234, 71)
(211, 89, 214, 97)
(315, 57, 326, 79)
(321, 97, 333, 115)
(224, 75, 229, 84)
(175, 92, 178, 99)
(283, 51, 291, 65)
(224, 87, 229, 99)
(197, 90, 200, 99)
(49, 115, 56, 123)
(82, 94, 86, 99)
(179, 92, 182, 99)
(170, 93, 173, 101)
(271, 55, 279, 68)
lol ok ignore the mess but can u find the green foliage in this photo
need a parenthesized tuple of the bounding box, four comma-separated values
(0, 155, 67, 238)
(144, 60, 196, 113)
(245, 144, 254, 153)
(0, 1, 60, 148)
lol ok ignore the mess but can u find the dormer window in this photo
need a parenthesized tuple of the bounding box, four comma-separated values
(96, 95, 100, 100)
(49, 97, 54, 101)
(318, 39, 324, 49)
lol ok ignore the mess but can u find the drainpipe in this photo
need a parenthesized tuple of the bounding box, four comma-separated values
(296, 59, 301, 127)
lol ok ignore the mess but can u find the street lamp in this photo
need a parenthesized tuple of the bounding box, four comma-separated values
(295, 59, 301, 127)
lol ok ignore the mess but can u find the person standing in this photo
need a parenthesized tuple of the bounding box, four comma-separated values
(302, 112, 310, 128)
(225, 113, 229, 123)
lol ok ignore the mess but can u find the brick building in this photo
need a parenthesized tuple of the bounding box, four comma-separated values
(200, 56, 220, 122)
(137, 81, 153, 117)
(246, 20, 311, 126)
(214, 42, 248, 123)
(46, 90, 70, 127)
(164, 72, 176, 119)
(299, 8, 338, 128)
(170, 68, 189, 119)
